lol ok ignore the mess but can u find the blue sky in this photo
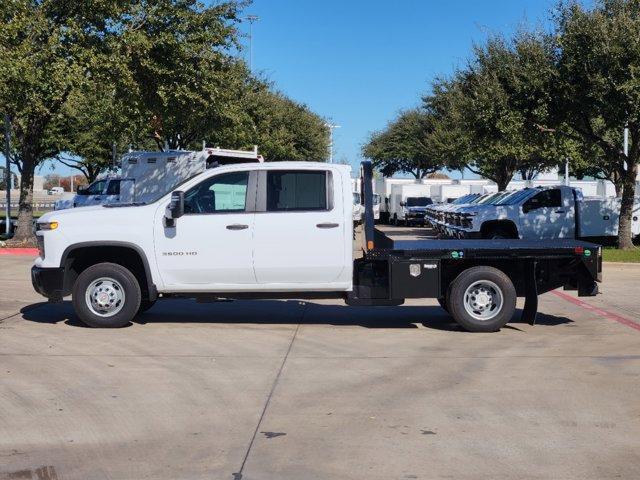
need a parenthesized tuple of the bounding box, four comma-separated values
(10, 0, 567, 178)
(242, 0, 560, 175)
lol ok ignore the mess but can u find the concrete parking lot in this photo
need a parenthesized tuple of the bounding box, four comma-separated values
(1, 243, 640, 479)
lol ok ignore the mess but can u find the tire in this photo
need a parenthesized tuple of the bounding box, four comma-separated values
(72, 262, 141, 328)
(138, 298, 157, 314)
(448, 266, 516, 332)
(393, 214, 399, 226)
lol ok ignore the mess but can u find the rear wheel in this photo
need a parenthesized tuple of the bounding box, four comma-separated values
(72, 262, 141, 328)
(448, 266, 516, 332)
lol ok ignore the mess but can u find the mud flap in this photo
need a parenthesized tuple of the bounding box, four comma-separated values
(522, 261, 538, 326)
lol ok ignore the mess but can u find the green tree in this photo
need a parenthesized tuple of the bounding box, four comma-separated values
(113, 0, 247, 150)
(0, 0, 119, 242)
(552, 0, 640, 248)
(362, 108, 451, 178)
(206, 80, 330, 161)
(427, 33, 570, 191)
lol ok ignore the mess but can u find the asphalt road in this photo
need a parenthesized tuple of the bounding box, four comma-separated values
(1, 248, 640, 479)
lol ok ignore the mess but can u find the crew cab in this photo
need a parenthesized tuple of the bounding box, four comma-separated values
(32, 161, 602, 332)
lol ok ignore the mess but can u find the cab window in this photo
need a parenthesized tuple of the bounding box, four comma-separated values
(266, 171, 328, 211)
(523, 189, 561, 212)
(184, 172, 249, 214)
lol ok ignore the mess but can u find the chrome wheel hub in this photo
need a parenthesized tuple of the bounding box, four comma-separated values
(85, 277, 125, 317)
(463, 280, 503, 321)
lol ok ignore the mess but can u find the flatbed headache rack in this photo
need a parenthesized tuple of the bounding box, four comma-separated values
(349, 161, 602, 325)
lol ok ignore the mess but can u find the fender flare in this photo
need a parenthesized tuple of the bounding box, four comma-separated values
(61, 241, 157, 301)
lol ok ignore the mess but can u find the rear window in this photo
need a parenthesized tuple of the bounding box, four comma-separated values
(267, 171, 328, 212)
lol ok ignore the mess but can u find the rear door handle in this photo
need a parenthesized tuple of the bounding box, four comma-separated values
(316, 222, 340, 229)
(226, 224, 249, 230)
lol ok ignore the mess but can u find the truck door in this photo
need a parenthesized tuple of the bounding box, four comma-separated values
(154, 170, 257, 287)
(520, 188, 574, 239)
(252, 169, 346, 285)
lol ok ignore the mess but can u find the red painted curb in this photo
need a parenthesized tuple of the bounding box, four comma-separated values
(0, 248, 39, 256)
(552, 290, 640, 332)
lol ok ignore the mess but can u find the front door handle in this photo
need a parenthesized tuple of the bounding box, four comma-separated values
(316, 222, 339, 229)
(555, 210, 566, 214)
(226, 224, 249, 230)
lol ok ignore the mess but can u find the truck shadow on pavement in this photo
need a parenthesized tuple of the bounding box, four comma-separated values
(19, 299, 573, 331)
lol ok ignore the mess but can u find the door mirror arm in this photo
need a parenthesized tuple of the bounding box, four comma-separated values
(165, 191, 185, 228)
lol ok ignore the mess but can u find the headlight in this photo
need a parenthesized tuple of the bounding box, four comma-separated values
(37, 221, 59, 231)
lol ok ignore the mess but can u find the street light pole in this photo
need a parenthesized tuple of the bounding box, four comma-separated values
(245, 15, 259, 72)
(325, 123, 341, 163)
(4, 114, 11, 236)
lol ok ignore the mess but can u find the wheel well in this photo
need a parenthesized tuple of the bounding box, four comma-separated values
(64, 246, 153, 300)
(480, 220, 519, 239)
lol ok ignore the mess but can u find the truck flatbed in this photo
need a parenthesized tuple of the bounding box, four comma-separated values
(347, 161, 602, 330)
(374, 234, 600, 258)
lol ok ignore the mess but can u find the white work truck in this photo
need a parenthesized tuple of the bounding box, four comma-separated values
(32, 161, 602, 332)
(445, 185, 640, 240)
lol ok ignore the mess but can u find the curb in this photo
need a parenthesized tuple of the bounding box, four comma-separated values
(0, 248, 39, 256)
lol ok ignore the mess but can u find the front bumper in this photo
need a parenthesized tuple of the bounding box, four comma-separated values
(444, 226, 482, 239)
(405, 214, 426, 224)
(31, 266, 66, 301)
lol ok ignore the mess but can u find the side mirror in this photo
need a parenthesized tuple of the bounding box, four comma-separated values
(400, 201, 406, 207)
(76, 187, 88, 195)
(164, 191, 184, 227)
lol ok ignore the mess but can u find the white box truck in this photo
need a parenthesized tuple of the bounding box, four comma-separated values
(388, 183, 433, 226)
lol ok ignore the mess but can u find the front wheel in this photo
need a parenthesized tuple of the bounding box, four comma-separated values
(448, 266, 516, 332)
(72, 262, 141, 328)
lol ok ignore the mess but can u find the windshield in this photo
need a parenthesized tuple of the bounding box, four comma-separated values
(495, 189, 534, 205)
(141, 173, 202, 206)
(475, 192, 501, 204)
(84, 180, 107, 195)
(452, 194, 474, 204)
(373, 194, 381, 205)
(406, 197, 432, 207)
(353, 192, 361, 204)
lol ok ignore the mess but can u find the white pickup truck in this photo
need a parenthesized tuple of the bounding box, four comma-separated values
(446, 185, 640, 240)
(32, 161, 602, 332)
